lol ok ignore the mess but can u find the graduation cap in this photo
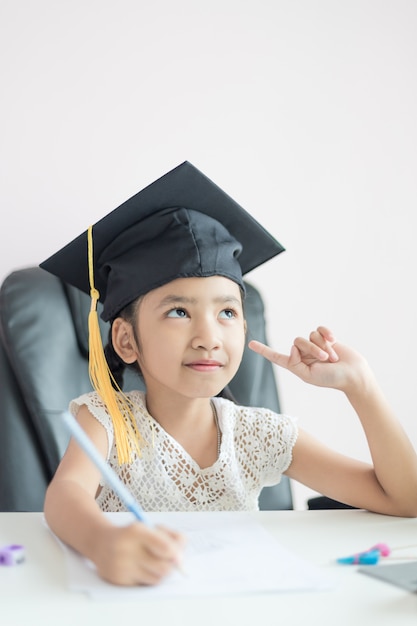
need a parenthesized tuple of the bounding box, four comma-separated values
(40, 161, 284, 322)
(40, 161, 285, 463)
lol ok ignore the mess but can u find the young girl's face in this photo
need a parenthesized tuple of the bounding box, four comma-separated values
(132, 275, 246, 401)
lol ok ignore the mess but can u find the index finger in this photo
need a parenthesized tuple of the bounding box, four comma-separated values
(248, 340, 289, 368)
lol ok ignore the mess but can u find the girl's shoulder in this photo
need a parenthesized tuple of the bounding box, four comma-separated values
(70, 389, 145, 417)
(212, 396, 298, 433)
(69, 390, 146, 451)
(213, 397, 298, 479)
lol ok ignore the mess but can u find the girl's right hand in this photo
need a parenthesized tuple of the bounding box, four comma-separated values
(92, 522, 185, 586)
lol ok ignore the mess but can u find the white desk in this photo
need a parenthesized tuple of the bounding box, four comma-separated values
(1, 510, 417, 626)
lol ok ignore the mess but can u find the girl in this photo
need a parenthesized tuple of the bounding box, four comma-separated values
(42, 162, 417, 587)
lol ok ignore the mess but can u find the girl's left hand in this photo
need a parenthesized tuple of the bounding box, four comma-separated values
(249, 326, 368, 392)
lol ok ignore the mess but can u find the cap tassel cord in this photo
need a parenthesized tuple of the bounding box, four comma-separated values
(87, 226, 142, 464)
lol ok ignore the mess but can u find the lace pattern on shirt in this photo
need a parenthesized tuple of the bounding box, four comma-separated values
(69, 391, 298, 512)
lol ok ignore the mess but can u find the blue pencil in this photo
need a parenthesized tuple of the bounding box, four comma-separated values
(61, 410, 152, 525)
(62, 410, 186, 576)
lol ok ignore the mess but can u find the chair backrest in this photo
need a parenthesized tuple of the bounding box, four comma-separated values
(0, 267, 292, 511)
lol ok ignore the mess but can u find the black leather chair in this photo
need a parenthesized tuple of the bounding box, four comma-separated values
(0, 267, 293, 512)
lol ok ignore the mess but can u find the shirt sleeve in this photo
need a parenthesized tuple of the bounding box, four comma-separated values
(241, 406, 298, 487)
(69, 392, 114, 461)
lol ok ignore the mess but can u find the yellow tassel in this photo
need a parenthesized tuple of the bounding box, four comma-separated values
(87, 226, 143, 464)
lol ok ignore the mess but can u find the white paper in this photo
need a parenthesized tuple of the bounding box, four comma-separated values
(57, 512, 334, 600)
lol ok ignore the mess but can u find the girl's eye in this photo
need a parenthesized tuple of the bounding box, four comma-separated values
(166, 308, 188, 318)
(219, 309, 236, 320)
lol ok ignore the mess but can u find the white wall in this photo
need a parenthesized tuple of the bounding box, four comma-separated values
(1, 0, 416, 509)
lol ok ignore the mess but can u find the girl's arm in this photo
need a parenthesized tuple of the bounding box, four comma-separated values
(249, 327, 417, 517)
(44, 405, 184, 585)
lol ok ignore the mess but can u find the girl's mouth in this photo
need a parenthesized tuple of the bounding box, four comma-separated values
(186, 360, 223, 372)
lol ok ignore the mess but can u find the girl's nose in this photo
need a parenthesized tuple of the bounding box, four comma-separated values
(191, 319, 221, 351)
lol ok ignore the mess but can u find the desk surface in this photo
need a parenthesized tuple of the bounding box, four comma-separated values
(1, 509, 417, 626)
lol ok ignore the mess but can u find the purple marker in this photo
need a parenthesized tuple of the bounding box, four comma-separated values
(0, 544, 25, 566)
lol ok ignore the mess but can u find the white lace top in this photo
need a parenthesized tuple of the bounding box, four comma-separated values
(69, 391, 298, 512)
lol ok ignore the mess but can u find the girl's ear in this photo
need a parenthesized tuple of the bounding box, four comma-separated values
(111, 318, 138, 364)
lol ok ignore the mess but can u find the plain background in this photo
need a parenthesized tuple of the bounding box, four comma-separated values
(1, 0, 416, 509)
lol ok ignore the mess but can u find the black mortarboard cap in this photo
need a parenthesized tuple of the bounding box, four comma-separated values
(40, 161, 285, 321)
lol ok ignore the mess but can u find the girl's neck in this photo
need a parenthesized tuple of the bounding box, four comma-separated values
(144, 394, 220, 469)
(145, 394, 211, 430)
